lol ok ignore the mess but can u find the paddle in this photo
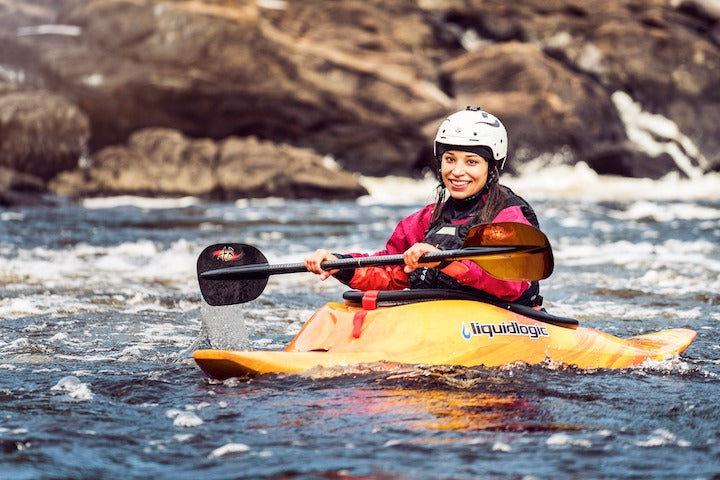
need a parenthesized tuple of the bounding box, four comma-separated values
(197, 222, 553, 306)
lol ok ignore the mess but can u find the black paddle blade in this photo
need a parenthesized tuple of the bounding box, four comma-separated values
(197, 244, 269, 306)
(464, 222, 554, 281)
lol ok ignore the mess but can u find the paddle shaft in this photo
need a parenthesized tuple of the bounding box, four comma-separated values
(196, 222, 554, 306)
(200, 245, 537, 280)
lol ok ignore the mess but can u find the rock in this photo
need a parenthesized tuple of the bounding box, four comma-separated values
(438, 41, 626, 171)
(675, 0, 720, 23)
(215, 136, 367, 199)
(433, 0, 720, 174)
(2, 0, 719, 191)
(13, 0, 447, 175)
(0, 86, 90, 181)
(0, 166, 51, 207)
(582, 142, 678, 179)
(49, 128, 367, 199)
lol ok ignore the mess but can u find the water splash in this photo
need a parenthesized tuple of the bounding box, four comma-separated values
(50, 376, 94, 401)
(200, 302, 250, 351)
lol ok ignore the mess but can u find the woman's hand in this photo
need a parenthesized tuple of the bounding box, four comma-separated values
(403, 243, 441, 273)
(304, 249, 339, 281)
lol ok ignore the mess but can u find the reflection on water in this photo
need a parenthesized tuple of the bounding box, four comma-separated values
(279, 365, 582, 434)
(350, 388, 545, 433)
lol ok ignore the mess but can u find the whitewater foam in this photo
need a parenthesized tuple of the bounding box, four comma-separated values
(612, 90, 708, 178)
(48, 161, 720, 213)
(208, 443, 251, 458)
(633, 428, 691, 448)
(358, 165, 720, 204)
(51, 375, 94, 401)
(166, 409, 204, 428)
(547, 432, 593, 449)
(82, 196, 200, 209)
(608, 201, 720, 222)
(1, 239, 200, 295)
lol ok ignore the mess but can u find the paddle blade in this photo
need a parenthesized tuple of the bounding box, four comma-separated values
(463, 222, 554, 281)
(197, 244, 269, 306)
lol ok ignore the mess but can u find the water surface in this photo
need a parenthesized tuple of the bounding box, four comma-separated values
(1, 174, 719, 479)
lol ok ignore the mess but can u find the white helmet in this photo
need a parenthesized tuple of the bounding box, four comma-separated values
(434, 106, 508, 170)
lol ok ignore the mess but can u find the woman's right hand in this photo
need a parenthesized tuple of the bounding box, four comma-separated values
(403, 242, 441, 273)
(304, 249, 339, 281)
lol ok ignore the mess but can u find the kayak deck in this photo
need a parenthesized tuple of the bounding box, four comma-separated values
(194, 300, 696, 379)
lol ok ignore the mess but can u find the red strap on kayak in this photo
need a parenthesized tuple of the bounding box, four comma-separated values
(362, 290, 379, 310)
(352, 291, 379, 338)
(352, 311, 367, 338)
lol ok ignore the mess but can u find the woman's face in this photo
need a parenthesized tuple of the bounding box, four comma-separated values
(440, 150, 489, 199)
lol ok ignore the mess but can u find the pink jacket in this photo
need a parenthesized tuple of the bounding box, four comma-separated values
(340, 202, 534, 301)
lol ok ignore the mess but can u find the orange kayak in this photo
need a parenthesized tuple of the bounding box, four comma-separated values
(193, 295, 696, 379)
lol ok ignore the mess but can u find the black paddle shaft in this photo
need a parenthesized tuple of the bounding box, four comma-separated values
(200, 245, 528, 280)
(196, 222, 554, 306)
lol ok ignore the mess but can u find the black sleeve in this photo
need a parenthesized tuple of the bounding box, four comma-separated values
(330, 253, 355, 284)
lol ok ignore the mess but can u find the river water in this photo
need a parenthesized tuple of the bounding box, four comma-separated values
(1, 167, 719, 479)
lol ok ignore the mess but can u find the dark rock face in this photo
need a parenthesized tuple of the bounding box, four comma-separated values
(0, 85, 90, 180)
(438, 41, 627, 172)
(1, 0, 719, 204)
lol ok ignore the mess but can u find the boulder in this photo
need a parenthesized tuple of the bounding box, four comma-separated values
(214, 136, 369, 199)
(11, 0, 448, 175)
(0, 166, 51, 207)
(2, 0, 719, 195)
(582, 142, 678, 179)
(0, 86, 90, 181)
(437, 41, 626, 172)
(432, 0, 720, 175)
(49, 128, 367, 199)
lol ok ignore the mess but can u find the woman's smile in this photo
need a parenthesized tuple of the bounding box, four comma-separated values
(441, 150, 489, 199)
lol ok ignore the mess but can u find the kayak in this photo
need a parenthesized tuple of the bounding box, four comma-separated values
(193, 290, 696, 379)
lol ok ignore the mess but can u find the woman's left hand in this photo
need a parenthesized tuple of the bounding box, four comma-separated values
(304, 249, 339, 280)
(403, 242, 441, 273)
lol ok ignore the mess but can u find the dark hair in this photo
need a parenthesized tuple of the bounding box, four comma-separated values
(429, 164, 508, 226)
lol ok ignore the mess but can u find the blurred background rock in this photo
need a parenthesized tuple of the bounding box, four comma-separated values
(1, 0, 718, 205)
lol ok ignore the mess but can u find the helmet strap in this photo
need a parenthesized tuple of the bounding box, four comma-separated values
(497, 157, 507, 172)
(487, 166, 499, 185)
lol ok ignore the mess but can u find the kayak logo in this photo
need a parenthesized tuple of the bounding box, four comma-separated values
(461, 321, 549, 340)
(212, 246, 243, 262)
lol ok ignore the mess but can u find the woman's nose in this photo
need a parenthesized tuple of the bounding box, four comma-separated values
(451, 163, 465, 175)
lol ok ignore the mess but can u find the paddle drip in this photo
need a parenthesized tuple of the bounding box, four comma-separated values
(200, 303, 250, 350)
(196, 243, 266, 348)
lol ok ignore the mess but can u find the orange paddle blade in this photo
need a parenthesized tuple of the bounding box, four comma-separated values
(463, 222, 554, 281)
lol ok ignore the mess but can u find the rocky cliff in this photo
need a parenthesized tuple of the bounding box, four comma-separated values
(1, 0, 718, 205)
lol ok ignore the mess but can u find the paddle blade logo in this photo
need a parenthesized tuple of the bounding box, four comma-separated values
(483, 225, 512, 242)
(212, 246, 243, 262)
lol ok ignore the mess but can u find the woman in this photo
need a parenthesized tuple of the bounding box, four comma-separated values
(304, 106, 543, 306)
